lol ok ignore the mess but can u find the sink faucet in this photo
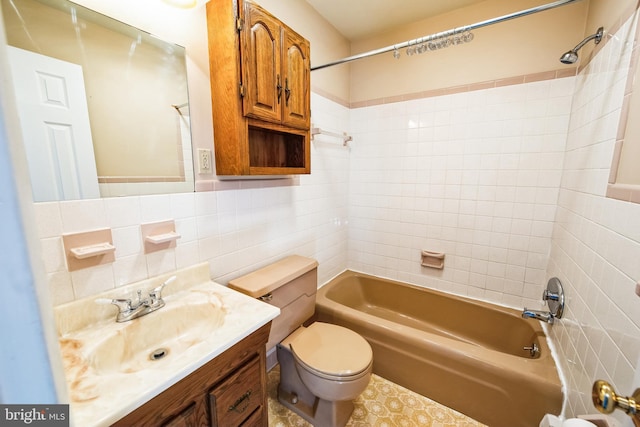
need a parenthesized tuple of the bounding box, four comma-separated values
(522, 308, 555, 324)
(97, 276, 176, 322)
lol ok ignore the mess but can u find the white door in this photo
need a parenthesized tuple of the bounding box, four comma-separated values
(7, 46, 99, 201)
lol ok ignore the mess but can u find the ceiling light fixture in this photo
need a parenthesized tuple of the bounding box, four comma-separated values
(161, 0, 201, 9)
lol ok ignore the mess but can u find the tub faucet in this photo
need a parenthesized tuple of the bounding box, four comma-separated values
(97, 276, 176, 322)
(522, 308, 555, 324)
(522, 277, 566, 325)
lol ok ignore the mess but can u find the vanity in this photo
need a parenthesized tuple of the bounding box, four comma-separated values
(55, 263, 279, 427)
(113, 324, 270, 426)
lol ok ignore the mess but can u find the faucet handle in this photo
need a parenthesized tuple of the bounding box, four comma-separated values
(542, 289, 560, 301)
(150, 275, 176, 301)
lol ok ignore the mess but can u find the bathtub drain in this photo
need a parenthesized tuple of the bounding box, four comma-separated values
(150, 348, 169, 361)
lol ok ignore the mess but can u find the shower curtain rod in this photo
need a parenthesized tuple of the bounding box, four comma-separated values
(311, 0, 583, 71)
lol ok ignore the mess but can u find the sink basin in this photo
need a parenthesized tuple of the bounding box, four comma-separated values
(85, 300, 226, 374)
(60, 289, 227, 383)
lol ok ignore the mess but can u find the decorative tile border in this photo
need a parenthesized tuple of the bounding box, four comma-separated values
(348, 68, 578, 109)
(98, 176, 187, 183)
(195, 176, 300, 192)
(313, 67, 578, 111)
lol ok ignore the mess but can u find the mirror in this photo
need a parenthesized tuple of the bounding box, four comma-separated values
(1, 0, 194, 201)
(607, 19, 640, 203)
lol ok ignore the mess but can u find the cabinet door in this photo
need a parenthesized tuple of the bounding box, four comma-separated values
(282, 29, 310, 130)
(241, 2, 282, 124)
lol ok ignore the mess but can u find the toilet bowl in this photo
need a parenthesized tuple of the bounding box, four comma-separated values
(283, 322, 372, 399)
(276, 322, 372, 426)
(228, 255, 373, 427)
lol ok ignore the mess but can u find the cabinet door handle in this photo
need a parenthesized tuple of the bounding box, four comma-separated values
(277, 75, 282, 104)
(228, 390, 252, 413)
(285, 77, 291, 106)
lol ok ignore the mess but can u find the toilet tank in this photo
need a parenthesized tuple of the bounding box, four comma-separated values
(228, 255, 319, 350)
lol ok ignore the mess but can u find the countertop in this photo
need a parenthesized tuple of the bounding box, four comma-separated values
(54, 262, 279, 427)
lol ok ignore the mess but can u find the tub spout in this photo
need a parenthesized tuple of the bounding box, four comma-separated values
(522, 308, 554, 324)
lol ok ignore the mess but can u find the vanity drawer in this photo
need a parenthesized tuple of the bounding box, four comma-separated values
(209, 356, 262, 426)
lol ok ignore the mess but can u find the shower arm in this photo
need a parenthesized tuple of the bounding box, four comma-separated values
(569, 27, 604, 53)
(311, 0, 585, 71)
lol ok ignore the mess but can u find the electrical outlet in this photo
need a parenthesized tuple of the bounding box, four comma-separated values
(198, 149, 212, 173)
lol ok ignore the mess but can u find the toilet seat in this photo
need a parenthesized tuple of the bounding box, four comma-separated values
(284, 322, 372, 379)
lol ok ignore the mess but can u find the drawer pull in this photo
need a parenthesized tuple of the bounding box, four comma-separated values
(228, 390, 252, 413)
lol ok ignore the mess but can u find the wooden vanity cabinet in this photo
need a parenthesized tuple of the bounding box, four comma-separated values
(112, 323, 270, 427)
(206, 0, 311, 176)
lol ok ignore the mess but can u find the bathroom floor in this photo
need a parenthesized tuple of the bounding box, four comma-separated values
(267, 365, 486, 426)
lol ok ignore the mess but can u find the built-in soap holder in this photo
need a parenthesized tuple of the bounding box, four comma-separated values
(63, 228, 115, 271)
(421, 250, 445, 269)
(70, 242, 115, 259)
(141, 220, 180, 254)
(145, 231, 181, 245)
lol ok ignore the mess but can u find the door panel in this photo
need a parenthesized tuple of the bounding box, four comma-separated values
(7, 46, 99, 201)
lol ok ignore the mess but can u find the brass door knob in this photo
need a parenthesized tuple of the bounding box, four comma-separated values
(592, 380, 640, 416)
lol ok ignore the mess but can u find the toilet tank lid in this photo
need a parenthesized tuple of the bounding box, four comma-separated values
(228, 255, 318, 298)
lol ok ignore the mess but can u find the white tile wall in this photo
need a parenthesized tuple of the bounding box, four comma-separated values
(546, 12, 640, 425)
(348, 76, 574, 311)
(36, 93, 350, 305)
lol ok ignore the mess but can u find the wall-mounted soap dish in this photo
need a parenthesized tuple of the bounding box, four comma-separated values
(63, 228, 115, 271)
(70, 242, 115, 259)
(145, 231, 181, 245)
(421, 250, 445, 269)
(141, 220, 180, 254)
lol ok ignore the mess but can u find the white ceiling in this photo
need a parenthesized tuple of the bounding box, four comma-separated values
(304, 0, 487, 41)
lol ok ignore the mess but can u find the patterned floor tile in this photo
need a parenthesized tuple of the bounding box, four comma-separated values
(267, 366, 486, 426)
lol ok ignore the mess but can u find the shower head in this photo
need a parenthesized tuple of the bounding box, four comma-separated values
(560, 27, 604, 64)
(560, 50, 579, 64)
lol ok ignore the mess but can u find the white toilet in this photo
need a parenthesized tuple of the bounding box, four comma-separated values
(229, 255, 373, 427)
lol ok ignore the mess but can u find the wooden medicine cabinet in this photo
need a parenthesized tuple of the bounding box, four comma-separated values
(206, 0, 311, 176)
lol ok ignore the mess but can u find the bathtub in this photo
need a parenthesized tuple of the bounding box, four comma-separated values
(315, 270, 563, 427)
